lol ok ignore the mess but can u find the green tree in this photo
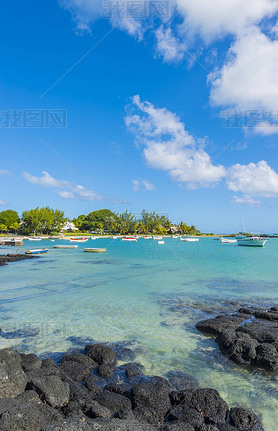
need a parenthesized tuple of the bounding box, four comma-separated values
(81, 209, 118, 232)
(72, 215, 86, 230)
(0, 210, 19, 231)
(22, 207, 66, 235)
(117, 211, 136, 234)
(0, 224, 8, 233)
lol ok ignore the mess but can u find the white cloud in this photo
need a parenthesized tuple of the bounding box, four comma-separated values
(132, 179, 140, 191)
(227, 160, 278, 197)
(126, 96, 226, 188)
(232, 195, 261, 206)
(175, 0, 278, 42)
(22, 171, 101, 201)
(0, 169, 12, 176)
(59, 0, 145, 38)
(0, 200, 5, 205)
(155, 27, 186, 63)
(209, 26, 278, 111)
(132, 178, 155, 191)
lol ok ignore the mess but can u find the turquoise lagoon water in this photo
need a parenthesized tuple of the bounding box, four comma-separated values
(0, 237, 278, 429)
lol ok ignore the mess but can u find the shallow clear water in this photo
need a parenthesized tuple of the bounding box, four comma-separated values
(0, 237, 278, 429)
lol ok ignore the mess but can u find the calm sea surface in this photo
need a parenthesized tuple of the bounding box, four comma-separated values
(0, 237, 277, 429)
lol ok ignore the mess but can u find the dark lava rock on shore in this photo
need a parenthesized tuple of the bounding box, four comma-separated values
(0, 344, 265, 431)
(196, 306, 278, 371)
(0, 253, 38, 266)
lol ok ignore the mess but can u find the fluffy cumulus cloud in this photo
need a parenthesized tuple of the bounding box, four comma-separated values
(175, 0, 278, 42)
(132, 178, 155, 191)
(209, 26, 278, 112)
(227, 160, 278, 198)
(22, 171, 101, 201)
(59, 0, 278, 134)
(126, 96, 226, 189)
(126, 96, 278, 203)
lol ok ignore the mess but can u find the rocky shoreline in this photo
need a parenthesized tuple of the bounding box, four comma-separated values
(0, 254, 38, 266)
(0, 345, 264, 431)
(196, 306, 278, 372)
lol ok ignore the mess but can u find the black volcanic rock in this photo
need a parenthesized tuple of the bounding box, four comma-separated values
(189, 388, 228, 424)
(0, 345, 266, 431)
(197, 306, 278, 372)
(0, 348, 28, 399)
(85, 344, 116, 366)
(229, 407, 259, 430)
(0, 254, 37, 266)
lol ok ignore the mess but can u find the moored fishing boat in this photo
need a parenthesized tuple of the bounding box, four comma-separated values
(158, 240, 165, 244)
(70, 238, 88, 243)
(53, 245, 78, 249)
(221, 238, 237, 244)
(180, 237, 199, 242)
(28, 237, 42, 241)
(122, 237, 137, 242)
(83, 248, 106, 253)
(238, 237, 268, 247)
(153, 236, 163, 240)
(143, 236, 152, 239)
(25, 249, 48, 254)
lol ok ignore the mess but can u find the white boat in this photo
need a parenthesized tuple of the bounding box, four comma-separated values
(143, 236, 152, 239)
(238, 237, 268, 247)
(158, 240, 165, 244)
(90, 237, 96, 240)
(180, 237, 199, 242)
(221, 238, 237, 244)
(122, 237, 137, 242)
(28, 237, 42, 241)
(25, 249, 48, 254)
(153, 236, 163, 240)
(172, 235, 178, 239)
(112, 236, 118, 239)
(50, 240, 55, 242)
(83, 248, 106, 253)
(70, 238, 88, 243)
(53, 245, 78, 249)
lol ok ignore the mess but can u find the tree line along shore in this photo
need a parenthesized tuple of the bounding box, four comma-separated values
(0, 208, 201, 236)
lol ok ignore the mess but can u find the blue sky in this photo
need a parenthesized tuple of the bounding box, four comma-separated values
(1, 0, 278, 233)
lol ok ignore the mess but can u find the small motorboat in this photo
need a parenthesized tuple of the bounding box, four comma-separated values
(70, 238, 88, 243)
(53, 245, 78, 249)
(180, 238, 199, 242)
(158, 240, 165, 244)
(238, 237, 268, 247)
(221, 238, 237, 244)
(153, 236, 163, 240)
(122, 237, 137, 242)
(83, 248, 106, 253)
(172, 235, 178, 239)
(50, 240, 55, 242)
(112, 236, 118, 239)
(25, 249, 48, 254)
(143, 236, 152, 239)
(28, 237, 42, 241)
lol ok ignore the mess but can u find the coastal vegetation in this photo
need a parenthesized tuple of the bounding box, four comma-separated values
(0, 208, 200, 236)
